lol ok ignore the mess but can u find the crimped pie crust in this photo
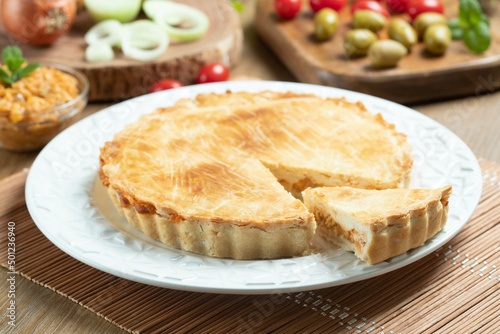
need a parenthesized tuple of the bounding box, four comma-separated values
(99, 91, 414, 260)
(106, 187, 315, 259)
(303, 186, 452, 264)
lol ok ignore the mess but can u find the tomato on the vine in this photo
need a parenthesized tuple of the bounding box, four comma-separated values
(197, 63, 230, 84)
(275, 0, 301, 19)
(385, 0, 410, 13)
(309, 0, 346, 12)
(406, 0, 444, 20)
(150, 79, 183, 93)
(351, 0, 390, 18)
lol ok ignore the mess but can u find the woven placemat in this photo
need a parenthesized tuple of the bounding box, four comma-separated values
(1, 158, 499, 334)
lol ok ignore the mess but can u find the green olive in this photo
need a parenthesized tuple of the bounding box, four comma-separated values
(368, 40, 408, 67)
(314, 8, 339, 40)
(352, 10, 387, 33)
(424, 24, 451, 55)
(388, 18, 418, 50)
(413, 12, 447, 38)
(343, 29, 378, 57)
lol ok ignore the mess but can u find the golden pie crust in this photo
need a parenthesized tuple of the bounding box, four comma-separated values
(303, 186, 452, 264)
(99, 91, 413, 259)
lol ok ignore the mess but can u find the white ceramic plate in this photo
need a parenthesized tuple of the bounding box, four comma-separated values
(26, 81, 482, 294)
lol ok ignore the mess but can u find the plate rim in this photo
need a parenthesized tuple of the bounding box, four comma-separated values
(25, 81, 483, 294)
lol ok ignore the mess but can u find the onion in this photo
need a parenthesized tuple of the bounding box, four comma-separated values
(143, 1, 209, 42)
(1, 0, 76, 46)
(84, 20, 122, 47)
(86, 42, 115, 62)
(84, 0, 142, 23)
(121, 20, 169, 61)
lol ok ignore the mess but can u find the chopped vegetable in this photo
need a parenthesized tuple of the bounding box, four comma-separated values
(448, 0, 491, 53)
(121, 20, 169, 61)
(86, 42, 115, 62)
(84, 19, 122, 47)
(84, 0, 141, 23)
(143, 1, 210, 42)
(0, 46, 41, 85)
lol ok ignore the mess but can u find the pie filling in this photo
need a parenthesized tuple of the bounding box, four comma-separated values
(314, 208, 367, 254)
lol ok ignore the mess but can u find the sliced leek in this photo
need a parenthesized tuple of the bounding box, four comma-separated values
(143, 1, 209, 42)
(86, 42, 115, 62)
(121, 20, 169, 61)
(84, 19, 122, 47)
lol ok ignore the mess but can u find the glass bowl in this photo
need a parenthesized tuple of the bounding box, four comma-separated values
(0, 63, 89, 151)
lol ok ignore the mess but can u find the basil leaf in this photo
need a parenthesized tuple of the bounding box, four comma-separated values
(463, 21, 491, 53)
(15, 62, 41, 79)
(459, 0, 483, 26)
(2, 46, 23, 63)
(6, 58, 25, 73)
(0, 68, 14, 84)
(448, 18, 464, 40)
(481, 13, 490, 26)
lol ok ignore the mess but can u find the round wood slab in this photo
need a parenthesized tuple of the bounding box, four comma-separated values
(255, 0, 500, 104)
(0, 0, 243, 101)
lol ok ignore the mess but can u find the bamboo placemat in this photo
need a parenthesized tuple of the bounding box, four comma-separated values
(1, 158, 499, 334)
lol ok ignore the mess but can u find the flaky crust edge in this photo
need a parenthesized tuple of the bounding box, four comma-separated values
(106, 186, 316, 260)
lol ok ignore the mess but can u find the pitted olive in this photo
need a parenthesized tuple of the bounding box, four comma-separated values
(368, 40, 408, 67)
(424, 24, 451, 55)
(314, 8, 340, 40)
(388, 18, 418, 49)
(352, 10, 387, 33)
(413, 12, 447, 38)
(343, 29, 378, 57)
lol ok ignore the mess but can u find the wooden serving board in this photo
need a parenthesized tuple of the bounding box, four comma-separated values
(255, 0, 500, 104)
(0, 0, 243, 101)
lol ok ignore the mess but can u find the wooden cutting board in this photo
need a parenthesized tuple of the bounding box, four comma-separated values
(0, 0, 243, 101)
(255, 0, 500, 104)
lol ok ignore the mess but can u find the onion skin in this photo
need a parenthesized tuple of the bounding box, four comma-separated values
(1, 0, 76, 46)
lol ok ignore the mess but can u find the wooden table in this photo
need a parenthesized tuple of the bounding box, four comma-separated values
(1, 6, 500, 334)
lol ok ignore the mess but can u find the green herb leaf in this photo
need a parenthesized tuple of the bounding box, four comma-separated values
(463, 21, 491, 54)
(0, 68, 14, 84)
(1, 46, 41, 85)
(6, 59, 25, 73)
(481, 13, 490, 26)
(2, 46, 23, 63)
(231, 0, 245, 12)
(459, 0, 483, 26)
(448, 18, 464, 40)
(15, 62, 41, 79)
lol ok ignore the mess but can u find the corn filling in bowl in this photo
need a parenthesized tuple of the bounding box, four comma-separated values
(0, 64, 88, 151)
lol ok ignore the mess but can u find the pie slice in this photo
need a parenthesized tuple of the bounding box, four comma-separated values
(303, 186, 452, 264)
(99, 91, 413, 259)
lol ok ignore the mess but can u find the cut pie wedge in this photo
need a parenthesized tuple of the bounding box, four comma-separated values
(303, 186, 452, 264)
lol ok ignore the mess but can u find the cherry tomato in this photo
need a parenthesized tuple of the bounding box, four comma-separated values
(351, 1, 389, 18)
(385, 0, 410, 13)
(150, 79, 183, 93)
(275, 0, 301, 19)
(197, 63, 230, 84)
(406, 0, 444, 20)
(309, 0, 347, 12)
